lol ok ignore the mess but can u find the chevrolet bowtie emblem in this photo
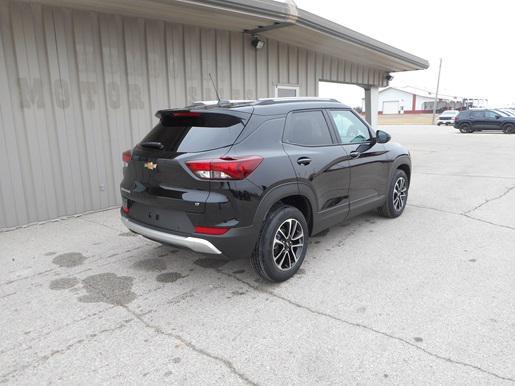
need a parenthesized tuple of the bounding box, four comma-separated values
(144, 161, 157, 171)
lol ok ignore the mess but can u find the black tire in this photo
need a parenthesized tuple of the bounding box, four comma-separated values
(251, 205, 309, 282)
(503, 124, 515, 134)
(437, 122, 442, 126)
(378, 169, 409, 218)
(459, 123, 472, 133)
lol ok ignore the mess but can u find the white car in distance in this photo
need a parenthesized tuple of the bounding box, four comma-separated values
(437, 110, 460, 126)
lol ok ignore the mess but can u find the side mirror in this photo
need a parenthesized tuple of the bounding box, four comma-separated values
(496, 115, 501, 119)
(376, 130, 391, 144)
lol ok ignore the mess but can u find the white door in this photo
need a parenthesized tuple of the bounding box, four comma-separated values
(382, 101, 399, 114)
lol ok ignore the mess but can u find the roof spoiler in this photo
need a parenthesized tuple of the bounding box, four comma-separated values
(155, 110, 202, 119)
(155, 108, 251, 122)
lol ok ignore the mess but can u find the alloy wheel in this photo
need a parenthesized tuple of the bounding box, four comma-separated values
(273, 218, 304, 271)
(460, 124, 471, 133)
(393, 176, 407, 211)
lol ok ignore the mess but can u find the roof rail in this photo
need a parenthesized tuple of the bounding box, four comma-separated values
(179, 97, 342, 111)
(254, 97, 340, 105)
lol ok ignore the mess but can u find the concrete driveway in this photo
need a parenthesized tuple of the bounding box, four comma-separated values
(1, 125, 514, 385)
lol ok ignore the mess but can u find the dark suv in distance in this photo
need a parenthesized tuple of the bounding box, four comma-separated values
(120, 98, 411, 282)
(454, 109, 515, 134)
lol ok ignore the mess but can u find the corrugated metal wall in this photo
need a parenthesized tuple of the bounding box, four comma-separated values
(0, 0, 387, 229)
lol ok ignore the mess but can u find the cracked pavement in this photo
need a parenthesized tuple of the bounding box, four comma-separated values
(1, 125, 514, 384)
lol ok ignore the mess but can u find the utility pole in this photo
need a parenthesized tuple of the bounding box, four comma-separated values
(432, 58, 442, 125)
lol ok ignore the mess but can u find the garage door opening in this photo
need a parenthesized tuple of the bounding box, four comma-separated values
(318, 82, 365, 113)
(382, 100, 400, 114)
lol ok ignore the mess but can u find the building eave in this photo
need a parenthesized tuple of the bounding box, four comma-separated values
(195, 0, 428, 71)
(294, 8, 429, 71)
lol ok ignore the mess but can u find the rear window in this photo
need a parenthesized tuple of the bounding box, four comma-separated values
(140, 113, 245, 153)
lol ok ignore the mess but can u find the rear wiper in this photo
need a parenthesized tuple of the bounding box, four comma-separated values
(140, 141, 164, 150)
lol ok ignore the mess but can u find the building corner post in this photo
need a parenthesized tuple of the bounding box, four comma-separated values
(364, 86, 379, 127)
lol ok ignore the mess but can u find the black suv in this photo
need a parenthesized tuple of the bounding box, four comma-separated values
(121, 98, 411, 282)
(454, 109, 515, 134)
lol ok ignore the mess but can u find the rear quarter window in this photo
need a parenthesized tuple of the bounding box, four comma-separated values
(141, 113, 245, 153)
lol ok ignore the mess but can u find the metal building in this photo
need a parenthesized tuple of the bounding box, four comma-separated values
(0, 0, 428, 229)
(378, 86, 488, 114)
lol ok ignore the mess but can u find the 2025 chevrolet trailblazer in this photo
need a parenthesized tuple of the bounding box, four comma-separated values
(121, 98, 411, 282)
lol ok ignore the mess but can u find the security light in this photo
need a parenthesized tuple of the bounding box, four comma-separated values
(251, 36, 265, 50)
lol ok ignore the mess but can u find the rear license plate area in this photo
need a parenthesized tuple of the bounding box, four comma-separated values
(129, 202, 193, 233)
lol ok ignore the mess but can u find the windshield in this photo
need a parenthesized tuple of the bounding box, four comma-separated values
(493, 110, 509, 117)
(500, 109, 515, 116)
(440, 111, 459, 116)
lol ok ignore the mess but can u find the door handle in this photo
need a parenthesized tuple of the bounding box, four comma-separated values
(297, 157, 312, 165)
(349, 151, 361, 159)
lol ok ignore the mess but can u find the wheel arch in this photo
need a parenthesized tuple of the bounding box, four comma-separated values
(253, 183, 316, 235)
(397, 163, 411, 184)
(392, 156, 411, 186)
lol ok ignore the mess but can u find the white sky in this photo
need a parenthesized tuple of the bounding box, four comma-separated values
(295, 0, 515, 107)
(319, 82, 365, 109)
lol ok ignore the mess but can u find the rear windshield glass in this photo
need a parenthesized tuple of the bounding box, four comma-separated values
(140, 113, 245, 152)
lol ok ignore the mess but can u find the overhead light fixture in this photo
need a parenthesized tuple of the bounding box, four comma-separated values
(251, 36, 265, 50)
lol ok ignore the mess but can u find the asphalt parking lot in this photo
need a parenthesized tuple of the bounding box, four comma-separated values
(1, 125, 514, 385)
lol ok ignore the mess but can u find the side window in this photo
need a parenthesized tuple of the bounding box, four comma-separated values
(485, 111, 498, 119)
(328, 110, 371, 144)
(470, 110, 484, 119)
(283, 110, 333, 146)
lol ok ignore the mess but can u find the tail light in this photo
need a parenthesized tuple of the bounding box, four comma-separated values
(122, 150, 132, 167)
(122, 197, 130, 214)
(186, 156, 263, 180)
(172, 111, 201, 117)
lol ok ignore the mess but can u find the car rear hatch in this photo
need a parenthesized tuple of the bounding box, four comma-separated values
(122, 109, 250, 231)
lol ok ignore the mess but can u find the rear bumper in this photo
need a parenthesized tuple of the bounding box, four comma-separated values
(121, 216, 222, 254)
